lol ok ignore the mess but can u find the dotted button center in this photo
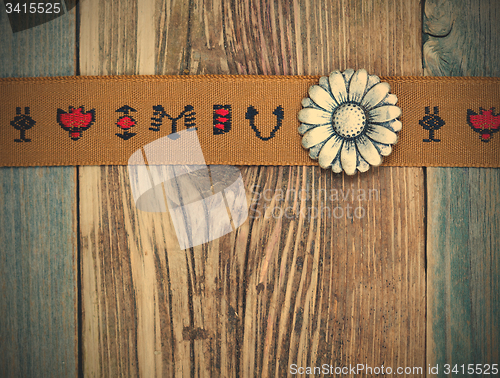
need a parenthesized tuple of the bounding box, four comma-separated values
(332, 103, 367, 138)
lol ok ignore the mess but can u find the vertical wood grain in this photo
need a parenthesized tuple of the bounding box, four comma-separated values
(80, 0, 426, 377)
(0, 6, 78, 378)
(425, 0, 500, 374)
(79, 1, 171, 376)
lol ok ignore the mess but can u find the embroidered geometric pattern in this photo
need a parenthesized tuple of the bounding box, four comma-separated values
(150, 104, 196, 134)
(246, 105, 284, 141)
(11, 107, 35, 142)
(115, 105, 137, 140)
(213, 105, 231, 135)
(420, 106, 444, 142)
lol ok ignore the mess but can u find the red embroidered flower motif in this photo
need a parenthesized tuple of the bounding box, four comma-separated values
(467, 107, 500, 142)
(117, 116, 136, 129)
(57, 106, 96, 140)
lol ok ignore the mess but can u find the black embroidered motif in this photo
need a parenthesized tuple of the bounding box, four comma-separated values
(57, 106, 95, 141)
(150, 105, 196, 139)
(467, 107, 500, 142)
(245, 105, 284, 141)
(419, 106, 444, 142)
(115, 105, 137, 140)
(213, 105, 232, 135)
(11, 107, 35, 142)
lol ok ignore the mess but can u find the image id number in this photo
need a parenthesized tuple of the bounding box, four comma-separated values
(443, 364, 498, 375)
(5, 3, 61, 14)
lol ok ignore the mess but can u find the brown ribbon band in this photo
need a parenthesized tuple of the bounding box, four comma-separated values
(1, 75, 499, 167)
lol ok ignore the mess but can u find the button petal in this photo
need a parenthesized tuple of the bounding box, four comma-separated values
(298, 108, 332, 125)
(341, 140, 357, 175)
(318, 135, 343, 168)
(302, 125, 334, 148)
(369, 105, 401, 123)
(332, 159, 343, 173)
(356, 135, 382, 166)
(361, 82, 390, 110)
(366, 124, 398, 144)
(309, 85, 337, 112)
(391, 120, 402, 132)
(357, 157, 370, 172)
(349, 69, 368, 103)
(373, 141, 393, 156)
(328, 71, 348, 105)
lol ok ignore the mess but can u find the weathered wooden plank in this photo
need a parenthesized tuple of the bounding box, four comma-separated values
(0, 6, 78, 378)
(79, 0, 187, 376)
(425, 0, 500, 374)
(188, 1, 426, 376)
(80, 0, 425, 377)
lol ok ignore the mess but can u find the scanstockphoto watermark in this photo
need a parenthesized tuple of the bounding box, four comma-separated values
(289, 364, 424, 376)
(249, 184, 380, 220)
(289, 363, 499, 376)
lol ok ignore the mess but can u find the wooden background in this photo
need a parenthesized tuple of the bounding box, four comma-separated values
(0, 0, 498, 377)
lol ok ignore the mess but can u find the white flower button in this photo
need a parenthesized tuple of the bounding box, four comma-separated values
(298, 69, 401, 175)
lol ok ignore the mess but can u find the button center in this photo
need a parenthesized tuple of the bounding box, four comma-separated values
(332, 103, 367, 138)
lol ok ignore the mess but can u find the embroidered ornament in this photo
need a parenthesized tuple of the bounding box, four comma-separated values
(466, 107, 500, 142)
(11, 107, 35, 142)
(57, 106, 95, 141)
(115, 105, 137, 140)
(213, 105, 232, 135)
(298, 68, 401, 175)
(420, 106, 445, 142)
(246, 105, 284, 141)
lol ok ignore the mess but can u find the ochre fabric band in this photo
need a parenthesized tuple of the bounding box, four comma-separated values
(1, 75, 499, 167)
